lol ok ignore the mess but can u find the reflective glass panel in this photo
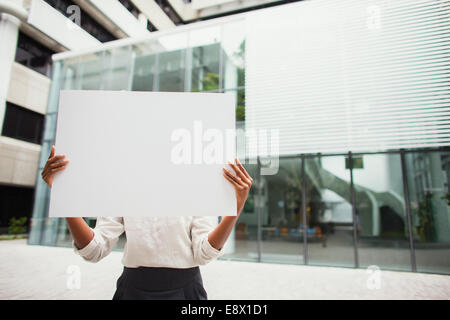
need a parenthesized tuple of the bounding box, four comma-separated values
(77, 52, 104, 90)
(406, 151, 450, 274)
(103, 46, 133, 90)
(353, 154, 411, 271)
(305, 156, 355, 267)
(189, 26, 221, 92)
(222, 162, 259, 262)
(260, 157, 304, 264)
(131, 41, 160, 91)
(222, 20, 245, 89)
(156, 33, 188, 92)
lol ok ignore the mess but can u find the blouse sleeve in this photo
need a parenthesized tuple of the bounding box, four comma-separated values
(73, 217, 125, 263)
(191, 216, 224, 265)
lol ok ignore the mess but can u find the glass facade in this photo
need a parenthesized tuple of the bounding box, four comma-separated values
(28, 18, 245, 249)
(260, 157, 305, 265)
(305, 156, 355, 268)
(405, 151, 450, 274)
(28, 15, 450, 275)
(353, 153, 411, 271)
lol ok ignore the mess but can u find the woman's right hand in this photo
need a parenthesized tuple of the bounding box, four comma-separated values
(41, 145, 69, 188)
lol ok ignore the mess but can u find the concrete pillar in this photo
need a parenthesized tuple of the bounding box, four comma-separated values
(0, 13, 20, 132)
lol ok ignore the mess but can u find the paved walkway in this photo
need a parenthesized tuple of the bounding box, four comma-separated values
(0, 240, 449, 300)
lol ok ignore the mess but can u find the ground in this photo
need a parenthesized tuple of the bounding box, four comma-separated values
(0, 239, 449, 300)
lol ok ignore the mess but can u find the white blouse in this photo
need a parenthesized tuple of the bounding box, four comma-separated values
(73, 216, 224, 268)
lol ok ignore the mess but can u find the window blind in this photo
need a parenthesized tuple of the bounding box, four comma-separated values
(245, 0, 450, 155)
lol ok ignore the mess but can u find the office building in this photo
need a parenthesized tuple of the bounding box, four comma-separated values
(0, 0, 272, 231)
(1, 0, 449, 274)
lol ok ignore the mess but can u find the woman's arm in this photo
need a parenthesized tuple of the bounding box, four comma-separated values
(208, 158, 253, 250)
(42, 145, 94, 249)
(65, 218, 94, 250)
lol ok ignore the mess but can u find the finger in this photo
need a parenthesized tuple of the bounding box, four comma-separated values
(235, 158, 252, 181)
(223, 168, 244, 186)
(231, 159, 253, 185)
(49, 160, 69, 169)
(44, 156, 64, 172)
(228, 161, 252, 185)
(51, 166, 67, 174)
(235, 158, 253, 181)
(223, 173, 243, 190)
(42, 171, 51, 182)
(48, 145, 55, 159)
(47, 154, 66, 165)
(223, 168, 247, 187)
(43, 159, 68, 174)
(41, 167, 50, 177)
(43, 165, 67, 181)
(222, 168, 243, 186)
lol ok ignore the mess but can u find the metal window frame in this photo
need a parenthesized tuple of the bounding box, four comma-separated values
(251, 147, 450, 272)
(348, 151, 360, 268)
(401, 149, 417, 272)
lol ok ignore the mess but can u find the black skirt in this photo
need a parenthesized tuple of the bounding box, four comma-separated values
(112, 266, 207, 300)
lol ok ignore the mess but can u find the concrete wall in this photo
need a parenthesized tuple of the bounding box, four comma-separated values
(7, 62, 50, 115)
(0, 136, 41, 187)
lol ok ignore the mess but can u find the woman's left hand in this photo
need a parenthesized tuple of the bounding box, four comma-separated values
(223, 158, 253, 215)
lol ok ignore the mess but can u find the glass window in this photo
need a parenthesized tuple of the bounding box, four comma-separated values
(156, 33, 188, 92)
(189, 26, 221, 92)
(236, 88, 245, 121)
(15, 31, 54, 76)
(223, 88, 244, 122)
(0, 185, 34, 232)
(132, 54, 156, 91)
(157, 50, 186, 92)
(28, 178, 51, 244)
(103, 46, 134, 90)
(77, 52, 104, 90)
(353, 154, 411, 271)
(131, 41, 161, 91)
(259, 157, 304, 264)
(190, 45, 220, 92)
(305, 155, 355, 267)
(38, 141, 54, 169)
(406, 151, 450, 274)
(2, 102, 44, 144)
(221, 162, 259, 262)
(61, 58, 80, 90)
(222, 20, 245, 90)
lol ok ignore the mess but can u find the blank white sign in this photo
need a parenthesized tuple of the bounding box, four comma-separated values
(49, 90, 237, 217)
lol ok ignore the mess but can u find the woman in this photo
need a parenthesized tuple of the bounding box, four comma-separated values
(42, 145, 253, 300)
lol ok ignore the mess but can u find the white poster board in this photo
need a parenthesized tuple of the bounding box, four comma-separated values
(49, 90, 237, 217)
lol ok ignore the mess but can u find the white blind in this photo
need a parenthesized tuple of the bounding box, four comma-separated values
(245, 0, 450, 155)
